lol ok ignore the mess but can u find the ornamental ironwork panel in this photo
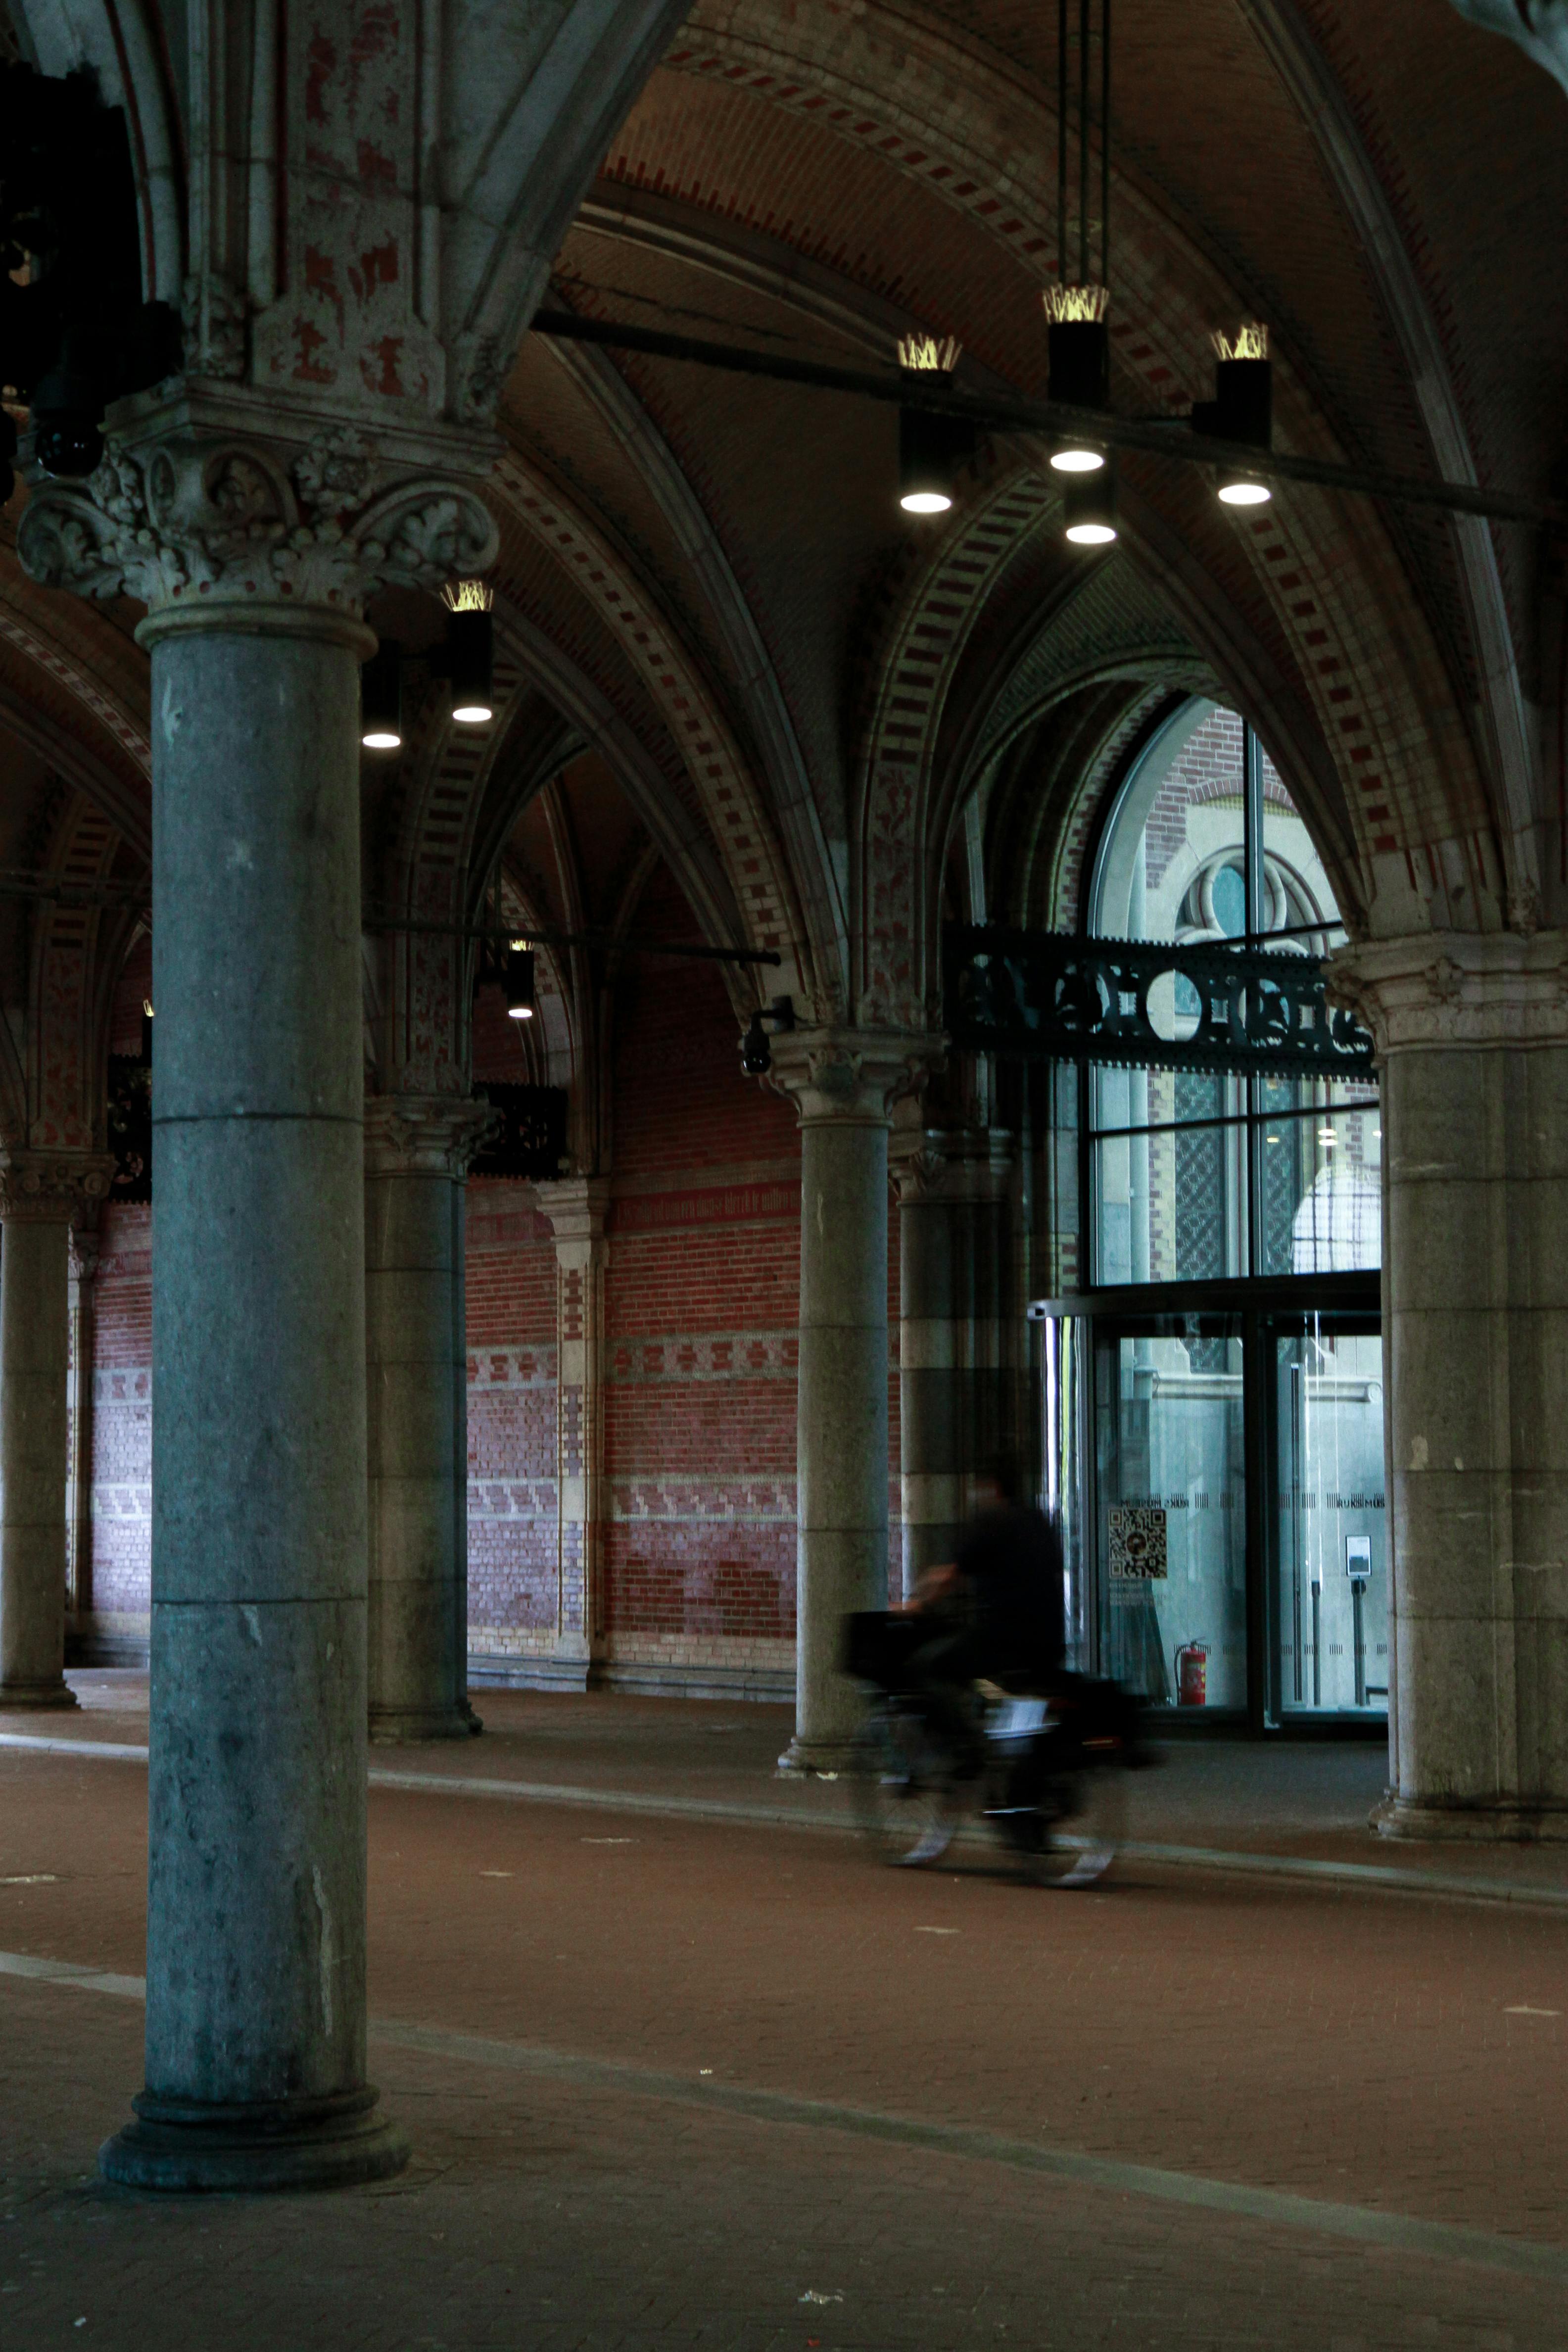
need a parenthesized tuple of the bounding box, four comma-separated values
(942, 924, 1375, 1079)
(471, 1083, 568, 1181)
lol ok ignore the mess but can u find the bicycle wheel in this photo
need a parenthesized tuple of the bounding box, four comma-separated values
(1026, 1757, 1129, 1888)
(850, 1701, 963, 1867)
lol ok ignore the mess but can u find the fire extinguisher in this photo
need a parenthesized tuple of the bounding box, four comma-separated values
(1176, 1641, 1208, 1707)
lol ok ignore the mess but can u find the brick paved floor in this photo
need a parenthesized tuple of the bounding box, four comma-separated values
(3, 1699, 1568, 2347)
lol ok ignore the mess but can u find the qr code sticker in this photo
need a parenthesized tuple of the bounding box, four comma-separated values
(1109, 1505, 1167, 1579)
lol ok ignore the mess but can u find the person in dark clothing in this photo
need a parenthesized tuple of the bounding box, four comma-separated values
(903, 1456, 1065, 1774)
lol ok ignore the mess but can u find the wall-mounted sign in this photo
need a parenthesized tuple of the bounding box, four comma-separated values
(1109, 1505, 1168, 1579)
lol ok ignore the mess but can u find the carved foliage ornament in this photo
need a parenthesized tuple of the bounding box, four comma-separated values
(18, 423, 498, 615)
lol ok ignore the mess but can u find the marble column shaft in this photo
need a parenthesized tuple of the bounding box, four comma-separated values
(775, 1036, 929, 1770)
(1332, 931, 1568, 1837)
(365, 1097, 493, 1742)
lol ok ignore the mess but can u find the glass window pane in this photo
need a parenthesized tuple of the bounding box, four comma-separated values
(1093, 1121, 1249, 1284)
(1258, 744, 1343, 944)
(1274, 1323, 1387, 1716)
(1096, 1324, 1247, 1711)
(1257, 1106, 1381, 1275)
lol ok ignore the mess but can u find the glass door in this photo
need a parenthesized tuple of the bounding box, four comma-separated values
(1092, 1316, 1248, 1714)
(1269, 1314, 1387, 1718)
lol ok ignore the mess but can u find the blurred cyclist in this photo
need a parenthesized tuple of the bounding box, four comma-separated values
(901, 1454, 1064, 1776)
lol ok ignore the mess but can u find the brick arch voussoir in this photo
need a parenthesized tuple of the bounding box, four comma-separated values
(857, 470, 1051, 1023)
(667, 13, 1492, 889)
(487, 453, 811, 999)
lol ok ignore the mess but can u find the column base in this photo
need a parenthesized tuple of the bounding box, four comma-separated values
(1374, 1794, 1568, 1843)
(776, 1735, 862, 1777)
(368, 1705, 475, 1744)
(99, 2085, 410, 2194)
(0, 1679, 79, 1711)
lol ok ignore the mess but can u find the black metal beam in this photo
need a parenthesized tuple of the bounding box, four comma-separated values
(530, 308, 1565, 531)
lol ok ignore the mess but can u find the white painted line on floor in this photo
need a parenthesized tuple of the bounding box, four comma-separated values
(6, 1945, 1568, 2282)
(4, 1729, 1568, 1913)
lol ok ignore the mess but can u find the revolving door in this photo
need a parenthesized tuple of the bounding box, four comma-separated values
(1039, 1289, 1386, 1730)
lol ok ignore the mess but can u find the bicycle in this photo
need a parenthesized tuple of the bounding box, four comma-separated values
(844, 1611, 1144, 1885)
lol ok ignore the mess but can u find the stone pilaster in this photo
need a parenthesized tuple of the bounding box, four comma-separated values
(20, 387, 496, 2192)
(533, 1179, 613, 1683)
(365, 1095, 496, 1742)
(1329, 928, 1568, 1837)
(890, 1128, 1014, 1599)
(771, 1033, 935, 1771)
(0, 1153, 115, 1709)
(66, 1226, 101, 1639)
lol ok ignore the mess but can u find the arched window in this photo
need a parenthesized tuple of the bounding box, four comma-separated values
(1086, 699, 1379, 1283)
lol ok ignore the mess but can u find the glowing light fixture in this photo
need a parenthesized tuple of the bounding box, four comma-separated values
(1194, 324, 1274, 509)
(1044, 283, 1110, 476)
(442, 579, 495, 723)
(896, 332, 975, 516)
(360, 639, 403, 750)
(1063, 461, 1117, 546)
(504, 941, 536, 1021)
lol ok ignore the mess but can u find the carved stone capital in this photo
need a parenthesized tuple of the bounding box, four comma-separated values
(891, 1126, 1014, 1205)
(769, 1029, 942, 1128)
(69, 1227, 101, 1284)
(18, 384, 499, 634)
(0, 1151, 119, 1224)
(532, 1176, 613, 1253)
(1326, 930, 1568, 1056)
(364, 1094, 498, 1180)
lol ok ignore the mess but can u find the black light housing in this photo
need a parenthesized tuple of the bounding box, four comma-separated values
(360, 640, 403, 750)
(1044, 288, 1110, 476)
(898, 407, 979, 516)
(442, 580, 495, 723)
(1192, 326, 1273, 507)
(1062, 460, 1117, 547)
(503, 943, 535, 1021)
(896, 332, 975, 516)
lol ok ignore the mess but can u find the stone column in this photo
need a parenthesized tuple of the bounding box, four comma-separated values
(0, 1158, 112, 1707)
(1331, 931, 1568, 1837)
(774, 1035, 928, 1771)
(892, 1138, 963, 1598)
(365, 1096, 493, 1742)
(66, 1226, 100, 1640)
(533, 1179, 612, 1682)
(21, 392, 495, 2190)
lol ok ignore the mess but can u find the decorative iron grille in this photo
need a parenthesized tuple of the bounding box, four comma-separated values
(943, 924, 1374, 1079)
(470, 1083, 568, 1181)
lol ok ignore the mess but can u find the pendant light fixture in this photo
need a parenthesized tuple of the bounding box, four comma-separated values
(503, 941, 536, 1021)
(1047, 0, 1116, 538)
(1194, 324, 1274, 506)
(360, 640, 404, 750)
(442, 579, 495, 724)
(896, 332, 976, 515)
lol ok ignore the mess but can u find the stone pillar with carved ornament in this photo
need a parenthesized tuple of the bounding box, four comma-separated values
(772, 1034, 932, 1771)
(0, 1153, 115, 1707)
(365, 1095, 495, 1742)
(533, 1179, 612, 1686)
(1330, 932, 1568, 1837)
(20, 392, 496, 2190)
